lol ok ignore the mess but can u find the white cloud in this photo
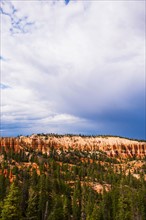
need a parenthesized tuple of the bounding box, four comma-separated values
(1, 0, 145, 137)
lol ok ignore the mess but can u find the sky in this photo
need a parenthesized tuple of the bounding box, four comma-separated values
(0, 0, 145, 139)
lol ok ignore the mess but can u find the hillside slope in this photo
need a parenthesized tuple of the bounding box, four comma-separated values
(0, 135, 146, 158)
(0, 134, 146, 219)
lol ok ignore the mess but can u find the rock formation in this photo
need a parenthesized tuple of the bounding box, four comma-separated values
(0, 135, 146, 159)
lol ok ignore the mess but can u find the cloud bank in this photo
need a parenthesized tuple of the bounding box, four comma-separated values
(0, 0, 145, 139)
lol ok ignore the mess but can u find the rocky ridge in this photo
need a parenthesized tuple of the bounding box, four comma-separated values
(0, 135, 146, 159)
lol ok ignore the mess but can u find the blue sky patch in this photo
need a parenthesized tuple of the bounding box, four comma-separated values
(0, 83, 10, 89)
(65, 0, 70, 5)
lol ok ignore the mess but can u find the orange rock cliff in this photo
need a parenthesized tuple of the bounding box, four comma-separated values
(0, 135, 146, 159)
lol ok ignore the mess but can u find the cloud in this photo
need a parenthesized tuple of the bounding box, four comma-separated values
(0, 1, 35, 34)
(1, 0, 145, 139)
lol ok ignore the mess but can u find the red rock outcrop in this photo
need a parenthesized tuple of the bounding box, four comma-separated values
(0, 135, 146, 159)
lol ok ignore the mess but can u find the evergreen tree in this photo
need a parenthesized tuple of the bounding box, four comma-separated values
(72, 181, 81, 220)
(0, 175, 7, 201)
(62, 195, 71, 220)
(21, 177, 29, 218)
(116, 186, 133, 220)
(1, 182, 21, 220)
(26, 187, 39, 220)
(38, 174, 47, 220)
(47, 195, 64, 220)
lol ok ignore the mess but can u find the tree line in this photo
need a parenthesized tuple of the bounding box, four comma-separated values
(0, 145, 146, 220)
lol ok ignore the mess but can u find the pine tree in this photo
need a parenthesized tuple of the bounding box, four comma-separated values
(21, 177, 29, 218)
(38, 174, 47, 220)
(47, 195, 64, 220)
(116, 186, 133, 220)
(62, 195, 71, 220)
(26, 187, 39, 220)
(72, 181, 81, 220)
(0, 175, 7, 201)
(1, 182, 22, 220)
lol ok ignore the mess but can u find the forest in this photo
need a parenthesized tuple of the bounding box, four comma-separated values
(0, 141, 146, 220)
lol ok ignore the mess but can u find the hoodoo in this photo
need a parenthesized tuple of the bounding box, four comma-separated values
(0, 135, 146, 159)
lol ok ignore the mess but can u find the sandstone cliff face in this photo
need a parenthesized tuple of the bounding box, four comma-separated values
(0, 135, 146, 159)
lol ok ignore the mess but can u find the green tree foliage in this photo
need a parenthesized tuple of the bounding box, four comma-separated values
(26, 187, 39, 220)
(116, 187, 133, 220)
(0, 175, 7, 201)
(1, 182, 21, 220)
(72, 181, 81, 220)
(38, 174, 47, 220)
